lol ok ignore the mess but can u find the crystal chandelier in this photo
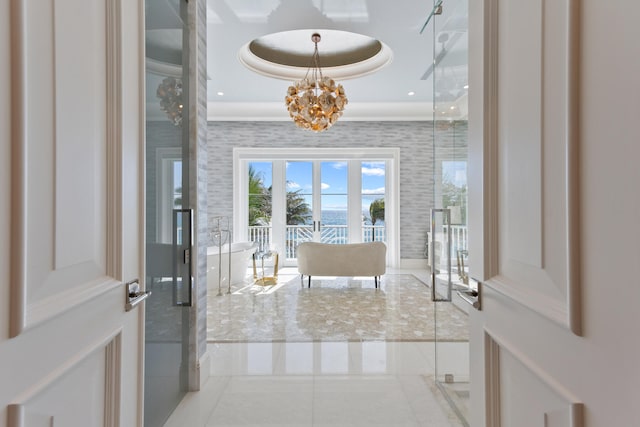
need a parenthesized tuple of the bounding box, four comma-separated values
(285, 33, 348, 132)
(157, 77, 183, 126)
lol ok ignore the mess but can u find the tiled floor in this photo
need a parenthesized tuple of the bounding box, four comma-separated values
(163, 269, 469, 426)
(164, 342, 466, 427)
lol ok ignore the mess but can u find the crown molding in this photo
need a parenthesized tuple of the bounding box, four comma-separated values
(206, 102, 445, 122)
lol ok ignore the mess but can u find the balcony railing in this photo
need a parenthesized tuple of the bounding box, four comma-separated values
(249, 224, 468, 260)
(248, 224, 388, 259)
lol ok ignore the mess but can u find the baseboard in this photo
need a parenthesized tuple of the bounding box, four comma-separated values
(199, 350, 211, 387)
(400, 258, 429, 269)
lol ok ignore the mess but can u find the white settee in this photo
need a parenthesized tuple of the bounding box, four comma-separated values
(297, 241, 387, 288)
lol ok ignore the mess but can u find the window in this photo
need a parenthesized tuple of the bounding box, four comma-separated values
(234, 148, 400, 267)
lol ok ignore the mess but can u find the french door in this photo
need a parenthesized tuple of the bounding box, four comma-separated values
(285, 160, 351, 246)
(234, 148, 400, 268)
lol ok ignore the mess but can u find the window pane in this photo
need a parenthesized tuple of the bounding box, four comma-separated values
(286, 161, 313, 225)
(321, 195, 348, 244)
(362, 161, 385, 242)
(248, 162, 272, 224)
(321, 161, 347, 195)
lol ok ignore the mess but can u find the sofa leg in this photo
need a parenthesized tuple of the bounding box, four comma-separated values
(308, 276, 311, 288)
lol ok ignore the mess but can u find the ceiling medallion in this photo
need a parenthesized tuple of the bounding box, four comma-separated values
(285, 33, 348, 132)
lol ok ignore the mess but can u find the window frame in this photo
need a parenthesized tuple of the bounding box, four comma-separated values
(233, 147, 401, 268)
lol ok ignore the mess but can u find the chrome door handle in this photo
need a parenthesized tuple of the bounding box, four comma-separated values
(125, 280, 151, 311)
(456, 281, 482, 310)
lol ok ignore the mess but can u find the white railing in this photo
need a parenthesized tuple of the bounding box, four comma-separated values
(427, 224, 469, 266)
(250, 224, 468, 260)
(449, 224, 468, 253)
(363, 225, 386, 243)
(248, 225, 271, 252)
(248, 224, 390, 259)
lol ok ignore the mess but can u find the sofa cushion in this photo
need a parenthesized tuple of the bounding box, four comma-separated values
(297, 241, 386, 277)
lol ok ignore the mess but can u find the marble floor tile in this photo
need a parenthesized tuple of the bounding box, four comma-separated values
(205, 377, 314, 427)
(165, 267, 470, 427)
(312, 376, 419, 426)
(163, 376, 230, 427)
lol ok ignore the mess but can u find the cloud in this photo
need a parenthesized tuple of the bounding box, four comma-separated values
(287, 181, 300, 189)
(332, 162, 347, 170)
(362, 187, 385, 195)
(362, 161, 385, 168)
(321, 183, 330, 190)
(362, 167, 385, 176)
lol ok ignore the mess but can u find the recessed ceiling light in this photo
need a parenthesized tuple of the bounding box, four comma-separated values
(408, 91, 415, 96)
(217, 91, 224, 96)
(450, 106, 456, 110)
(463, 84, 469, 89)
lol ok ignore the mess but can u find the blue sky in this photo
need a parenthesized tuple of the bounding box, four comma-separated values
(250, 161, 386, 212)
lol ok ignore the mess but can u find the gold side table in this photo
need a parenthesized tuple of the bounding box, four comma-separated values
(252, 250, 279, 286)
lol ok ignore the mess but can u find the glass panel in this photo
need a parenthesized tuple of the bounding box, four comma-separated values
(430, 0, 470, 424)
(285, 161, 313, 259)
(144, 0, 191, 425)
(362, 161, 386, 242)
(320, 195, 348, 243)
(320, 161, 348, 244)
(286, 161, 313, 226)
(248, 161, 272, 251)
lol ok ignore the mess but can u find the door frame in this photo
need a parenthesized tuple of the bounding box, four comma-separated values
(233, 147, 401, 268)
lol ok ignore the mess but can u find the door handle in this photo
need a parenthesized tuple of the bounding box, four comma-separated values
(430, 208, 452, 302)
(125, 279, 151, 311)
(173, 209, 193, 307)
(456, 281, 482, 310)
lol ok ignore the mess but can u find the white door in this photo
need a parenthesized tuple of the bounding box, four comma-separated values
(468, 0, 640, 426)
(1, 0, 145, 425)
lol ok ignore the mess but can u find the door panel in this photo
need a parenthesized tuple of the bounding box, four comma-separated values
(484, 333, 582, 427)
(2, 0, 144, 425)
(483, 0, 581, 326)
(12, 0, 116, 336)
(8, 334, 118, 426)
(491, 0, 580, 332)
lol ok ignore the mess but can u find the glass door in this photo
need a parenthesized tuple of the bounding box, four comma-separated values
(242, 151, 395, 267)
(284, 160, 351, 263)
(427, 0, 472, 425)
(144, 0, 192, 425)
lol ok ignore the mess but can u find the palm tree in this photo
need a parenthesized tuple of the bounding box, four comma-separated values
(248, 166, 270, 225)
(248, 169, 312, 226)
(369, 198, 385, 241)
(286, 190, 312, 225)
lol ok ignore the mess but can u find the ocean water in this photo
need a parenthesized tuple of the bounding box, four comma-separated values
(321, 210, 385, 226)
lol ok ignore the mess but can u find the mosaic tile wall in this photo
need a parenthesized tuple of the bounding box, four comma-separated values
(206, 121, 468, 260)
(193, 0, 209, 378)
